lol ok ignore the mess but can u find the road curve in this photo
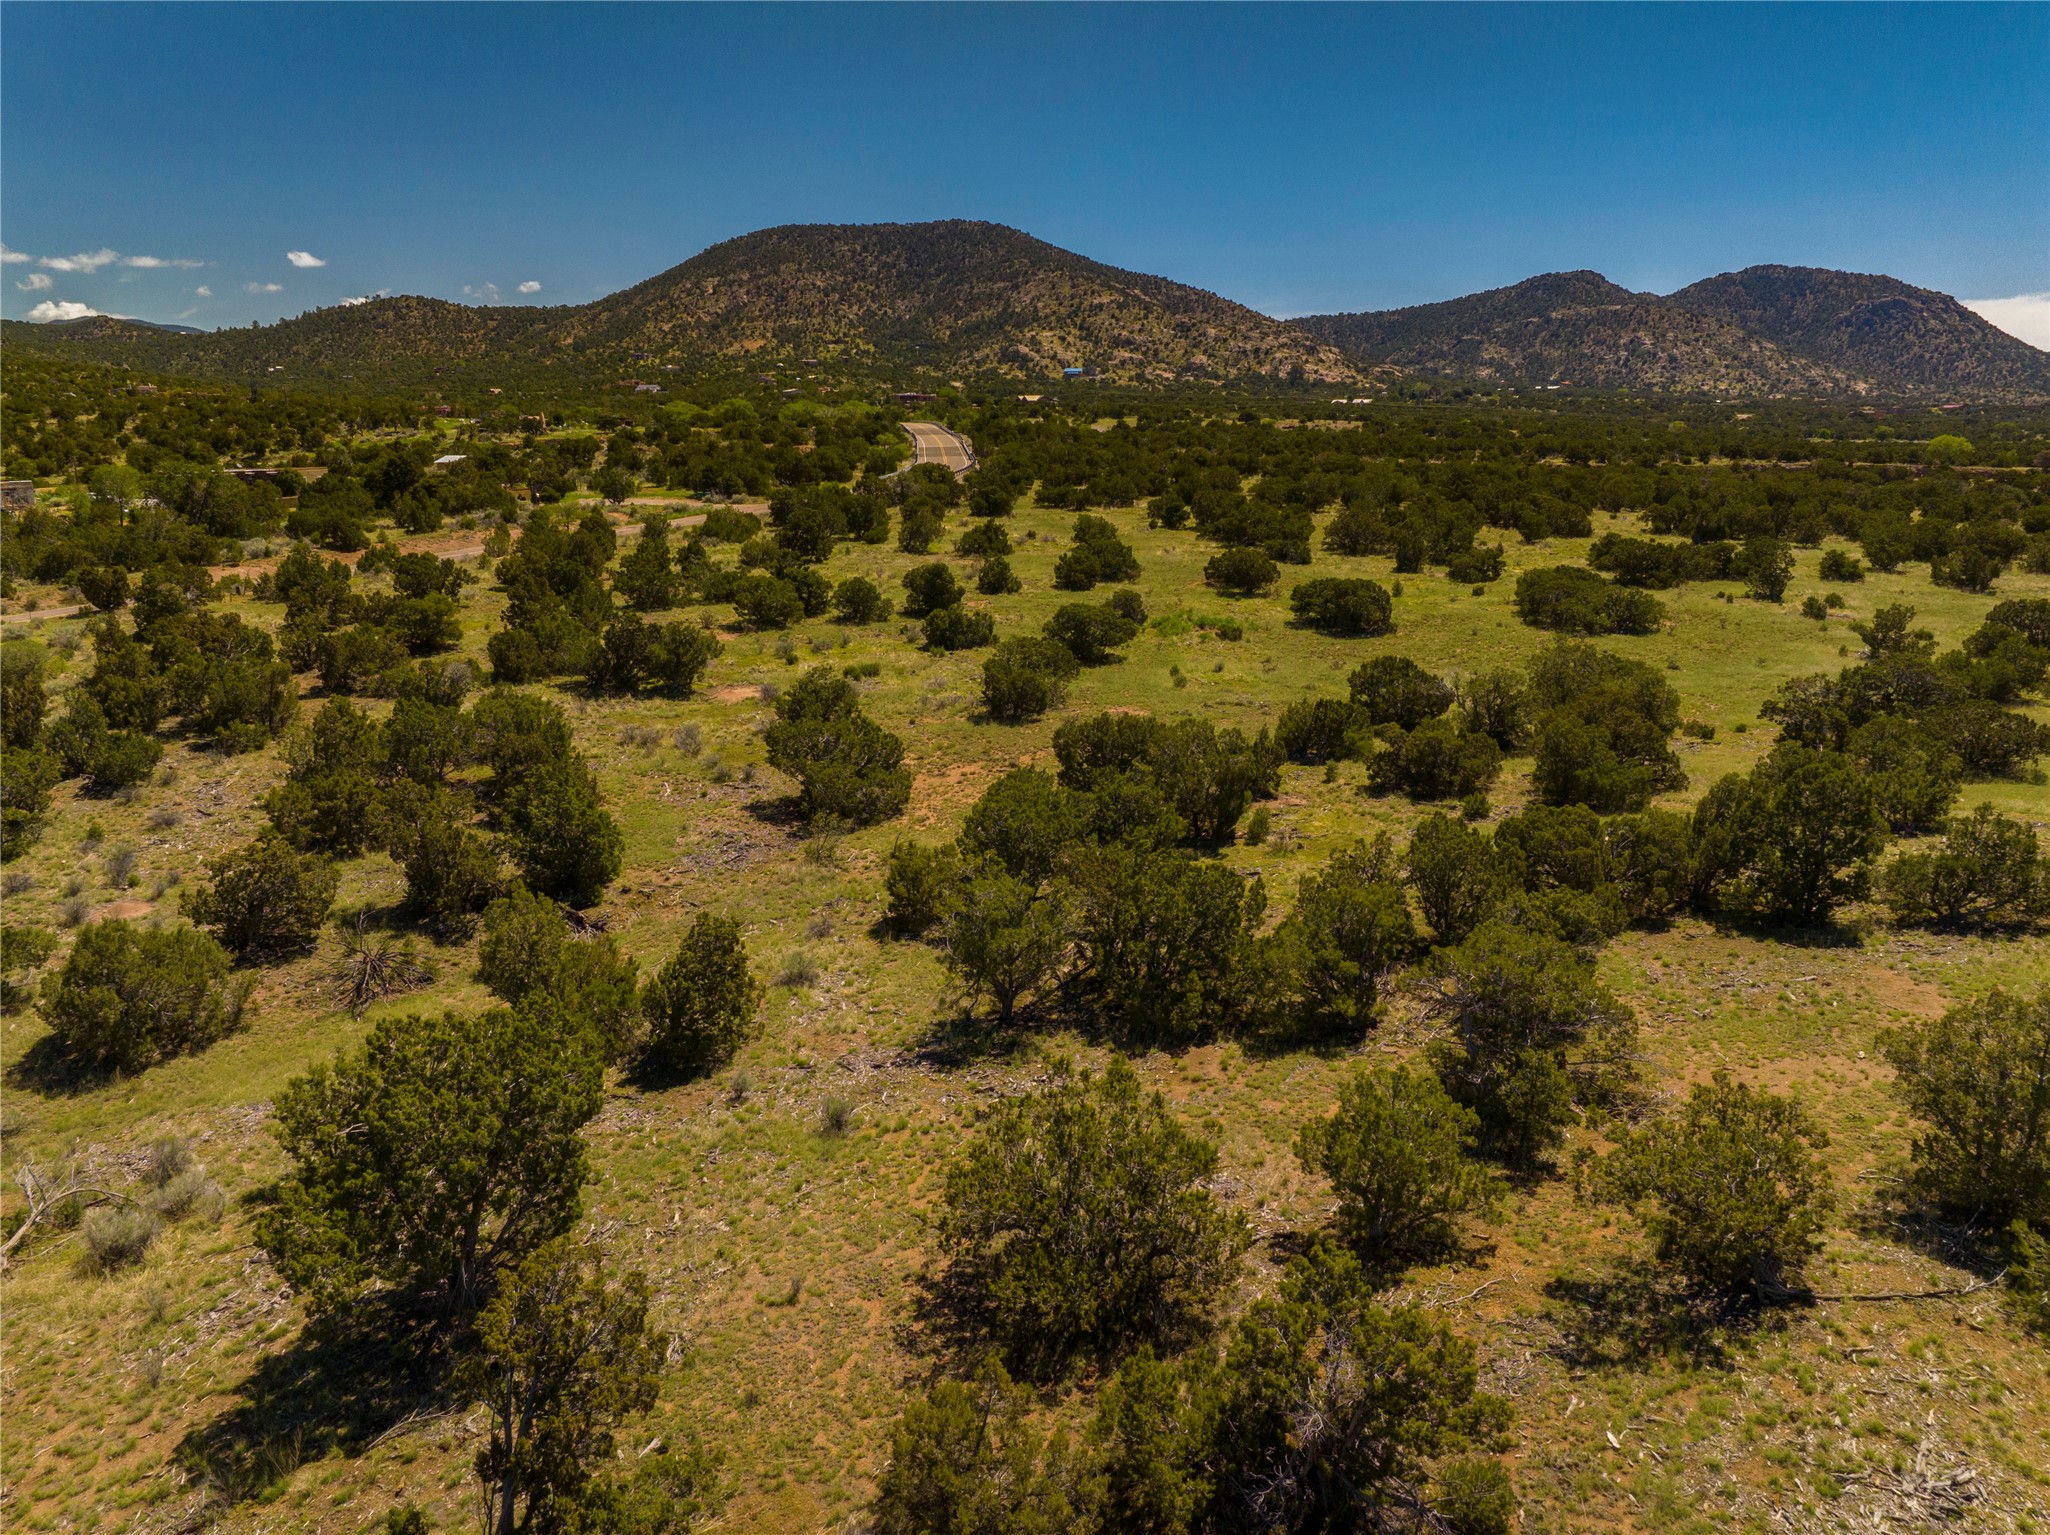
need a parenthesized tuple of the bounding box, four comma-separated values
(901, 421, 976, 480)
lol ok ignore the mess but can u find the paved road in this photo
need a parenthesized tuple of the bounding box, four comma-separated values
(901, 421, 976, 480)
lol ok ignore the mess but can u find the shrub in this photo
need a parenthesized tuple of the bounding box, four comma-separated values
(1735, 535, 1795, 602)
(980, 637, 1079, 722)
(831, 576, 891, 624)
(1513, 566, 1664, 635)
(870, 1356, 1080, 1535)
(1693, 744, 1885, 926)
(1527, 644, 1685, 813)
(900, 562, 964, 617)
(1216, 1243, 1513, 1533)
(923, 604, 996, 651)
(1297, 1065, 1503, 1265)
(42, 920, 244, 1072)
(961, 768, 1090, 886)
(1421, 920, 1638, 1166)
(82, 1205, 162, 1275)
(1602, 809, 1696, 923)
(376, 784, 504, 940)
(732, 572, 805, 629)
(898, 505, 944, 554)
(1065, 844, 1266, 1043)
(1367, 720, 1502, 801)
(935, 1056, 1249, 1374)
(258, 1005, 604, 1313)
(1404, 813, 1517, 945)
(1879, 804, 2047, 929)
(1054, 515, 1140, 590)
(43, 695, 162, 791)
(613, 520, 680, 611)
(1445, 545, 1506, 585)
(1, 923, 58, 1012)
(477, 888, 641, 1060)
(884, 840, 962, 937)
(763, 667, 912, 826)
(641, 913, 763, 1077)
(319, 625, 411, 694)
(1818, 548, 1865, 583)
(1436, 1458, 1518, 1535)
(1275, 697, 1368, 763)
(1204, 547, 1278, 596)
(463, 1239, 666, 1535)
(1925, 699, 2050, 778)
(1849, 716, 1962, 833)
(1880, 988, 2050, 1228)
(956, 521, 1011, 558)
(1288, 577, 1392, 635)
(1593, 1074, 1834, 1295)
(1043, 602, 1139, 664)
(183, 832, 339, 961)
(1349, 655, 1453, 729)
(975, 553, 1021, 595)
(942, 862, 1067, 1023)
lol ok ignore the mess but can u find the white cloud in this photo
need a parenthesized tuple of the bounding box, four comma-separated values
(462, 282, 502, 304)
(16, 272, 53, 292)
(338, 289, 390, 307)
(175, 308, 198, 321)
(195, 285, 213, 297)
(41, 248, 121, 273)
(246, 281, 284, 294)
(122, 254, 205, 270)
(27, 300, 103, 322)
(1964, 292, 2050, 352)
(0, 245, 29, 264)
(285, 250, 326, 268)
(517, 280, 542, 294)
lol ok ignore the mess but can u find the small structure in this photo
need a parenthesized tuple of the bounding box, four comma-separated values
(1062, 367, 1085, 379)
(892, 391, 936, 404)
(0, 480, 36, 510)
(432, 454, 468, 469)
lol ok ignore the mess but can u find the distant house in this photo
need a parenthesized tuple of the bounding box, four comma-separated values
(780, 388, 800, 398)
(1062, 367, 1085, 379)
(892, 391, 936, 404)
(0, 480, 35, 510)
(634, 383, 662, 394)
(432, 454, 468, 469)
(226, 467, 282, 481)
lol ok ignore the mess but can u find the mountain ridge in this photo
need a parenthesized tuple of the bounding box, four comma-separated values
(1296, 263, 2049, 399)
(4, 223, 2041, 399)
(0, 221, 1366, 391)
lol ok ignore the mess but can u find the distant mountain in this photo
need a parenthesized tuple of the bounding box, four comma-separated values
(1296, 266, 2050, 400)
(2, 221, 1365, 390)
(1664, 265, 2050, 397)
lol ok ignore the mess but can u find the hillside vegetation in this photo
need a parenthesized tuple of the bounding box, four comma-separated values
(3, 376, 2050, 1535)
(0, 222, 1366, 393)
(1298, 266, 2050, 401)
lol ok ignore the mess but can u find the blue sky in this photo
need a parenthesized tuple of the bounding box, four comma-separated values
(3, 3, 2045, 341)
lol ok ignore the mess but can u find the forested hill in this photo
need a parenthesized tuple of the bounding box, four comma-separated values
(1664, 265, 2050, 397)
(0, 221, 1367, 392)
(1295, 266, 2050, 400)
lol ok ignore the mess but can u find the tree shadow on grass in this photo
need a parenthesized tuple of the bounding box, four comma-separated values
(906, 1005, 1045, 1071)
(173, 1294, 462, 1512)
(1850, 1191, 2012, 1283)
(4, 1033, 114, 1097)
(1701, 915, 1867, 951)
(1541, 1261, 1800, 1372)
